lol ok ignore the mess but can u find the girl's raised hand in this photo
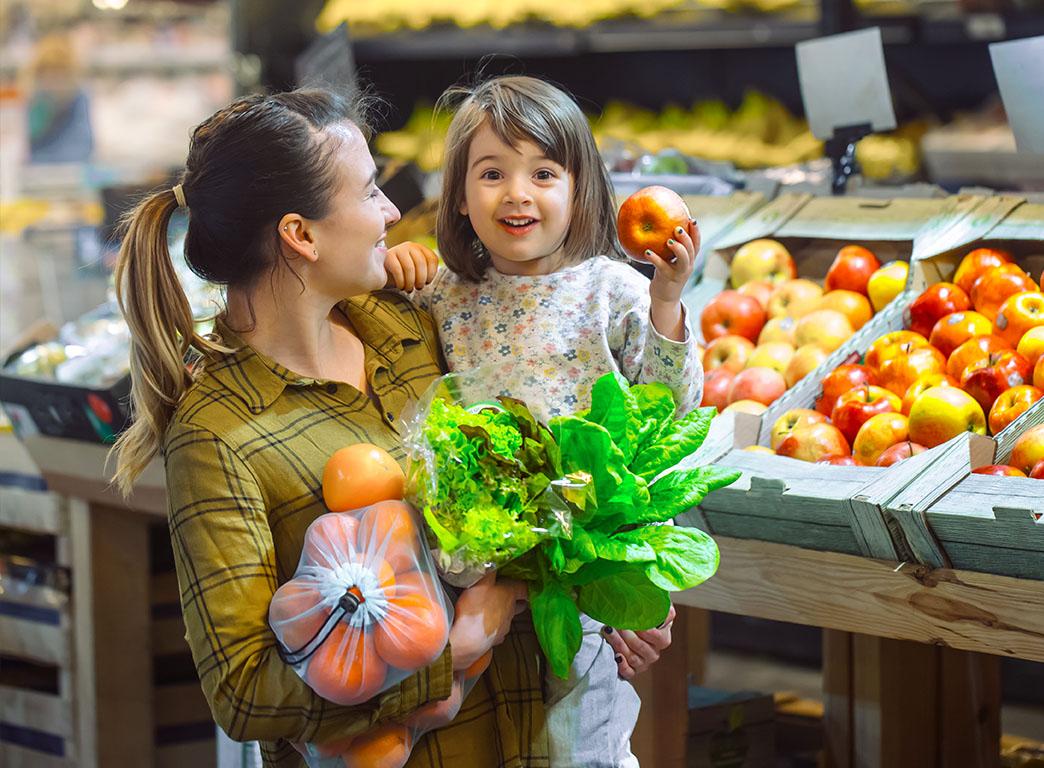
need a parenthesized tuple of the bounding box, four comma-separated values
(384, 241, 440, 291)
(645, 219, 701, 305)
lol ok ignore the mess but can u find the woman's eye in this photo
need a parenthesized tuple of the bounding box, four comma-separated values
(369, 186, 381, 199)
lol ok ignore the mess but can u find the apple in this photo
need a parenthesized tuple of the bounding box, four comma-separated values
(818, 455, 859, 466)
(1031, 460, 1044, 479)
(970, 263, 1038, 321)
(795, 309, 853, 353)
(852, 412, 910, 466)
(730, 239, 796, 288)
(738, 280, 775, 310)
(777, 422, 851, 463)
(908, 282, 971, 339)
(953, 247, 1013, 295)
(816, 363, 878, 416)
(1017, 326, 1044, 367)
(770, 408, 829, 451)
(901, 373, 959, 416)
(616, 185, 693, 262)
(723, 399, 768, 415)
(817, 290, 873, 331)
(971, 464, 1027, 477)
(960, 350, 1032, 413)
(701, 291, 767, 343)
(704, 335, 755, 373)
(864, 331, 928, 371)
(994, 291, 1044, 348)
(758, 316, 797, 346)
(875, 441, 927, 467)
(728, 367, 787, 406)
(747, 342, 795, 375)
(867, 261, 909, 312)
(831, 385, 902, 445)
(877, 345, 946, 397)
(824, 245, 881, 296)
(702, 368, 736, 412)
(1036, 356, 1044, 390)
(945, 334, 1012, 381)
(989, 385, 1044, 435)
(929, 311, 994, 358)
(907, 386, 987, 448)
(767, 279, 823, 319)
(1010, 424, 1044, 476)
(786, 344, 830, 388)
(743, 445, 776, 454)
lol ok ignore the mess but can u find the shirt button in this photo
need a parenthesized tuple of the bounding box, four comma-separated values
(325, 383, 337, 394)
(386, 412, 395, 422)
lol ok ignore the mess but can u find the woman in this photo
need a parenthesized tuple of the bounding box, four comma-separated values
(112, 88, 673, 767)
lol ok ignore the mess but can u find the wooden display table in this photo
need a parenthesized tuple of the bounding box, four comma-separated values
(633, 536, 1042, 767)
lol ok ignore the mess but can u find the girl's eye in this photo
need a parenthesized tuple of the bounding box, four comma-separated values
(480, 169, 502, 180)
(535, 169, 555, 181)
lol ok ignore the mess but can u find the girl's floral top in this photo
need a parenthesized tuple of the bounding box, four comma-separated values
(416, 256, 703, 421)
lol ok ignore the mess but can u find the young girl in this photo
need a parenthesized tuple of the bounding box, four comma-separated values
(387, 75, 701, 767)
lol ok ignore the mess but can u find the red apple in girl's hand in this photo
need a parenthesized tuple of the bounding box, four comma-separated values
(617, 186, 694, 262)
(700, 291, 767, 342)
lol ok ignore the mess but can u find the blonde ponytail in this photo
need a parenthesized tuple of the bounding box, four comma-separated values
(111, 189, 227, 495)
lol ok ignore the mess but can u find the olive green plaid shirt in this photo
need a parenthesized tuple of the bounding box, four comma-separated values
(164, 290, 549, 767)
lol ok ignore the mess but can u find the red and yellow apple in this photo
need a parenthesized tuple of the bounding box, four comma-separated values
(785, 344, 830, 388)
(770, 408, 829, 450)
(929, 311, 993, 358)
(738, 280, 775, 310)
(875, 441, 927, 467)
(908, 282, 972, 339)
(776, 422, 851, 463)
(743, 445, 776, 454)
(700, 290, 767, 343)
(818, 455, 859, 466)
(723, 399, 768, 415)
(867, 261, 909, 312)
(747, 342, 795, 375)
(728, 367, 787, 406)
(1009, 424, 1044, 476)
(824, 245, 881, 296)
(852, 412, 910, 466)
(1035, 356, 1044, 390)
(971, 464, 1026, 477)
(816, 363, 878, 416)
(901, 373, 959, 416)
(831, 385, 902, 445)
(704, 335, 755, 373)
(961, 350, 1032, 413)
(945, 334, 1012, 381)
(758, 316, 797, 345)
(953, 247, 1012, 295)
(730, 239, 796, 288)
(864, 331, 928, 371)
(817, 290, 873, 331)
(907, 386, 987, 448)
(1031, 460, 1044, 479)
(994, 291, 1044, 348)
(767, 279, 823, 319)
(988, 384, 1043, 434)
(616, 185, 693, 262)
(970, 263, 1038, 321)
(795, 309, 853, 353)
(1017, 326, 1044, 367)
(701, 368, 736, 412)
(877, 345, 947, 397)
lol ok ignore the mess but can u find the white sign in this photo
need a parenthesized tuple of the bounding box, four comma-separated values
(796, 28, 897, 140)
(990, 35, 1044, 154)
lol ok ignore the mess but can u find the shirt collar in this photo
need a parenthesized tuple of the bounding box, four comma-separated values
(203, 292, 425, 414)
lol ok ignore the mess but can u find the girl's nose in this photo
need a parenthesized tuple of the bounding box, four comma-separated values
(504, 178, 533, 206)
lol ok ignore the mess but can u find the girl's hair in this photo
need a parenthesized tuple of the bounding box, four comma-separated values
(436, 75, 621, 282)
(112, 88, 369, 494)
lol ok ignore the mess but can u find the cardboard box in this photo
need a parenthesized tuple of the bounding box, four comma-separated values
(687, 686, 775, 768)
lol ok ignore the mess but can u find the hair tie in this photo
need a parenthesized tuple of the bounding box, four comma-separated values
(172, 183, 187, 209)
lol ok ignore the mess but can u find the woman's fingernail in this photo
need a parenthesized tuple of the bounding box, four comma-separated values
(602, 626, 614, 635)
(644, 249, 654, 257)
(676, 226, 685, 234)
(615, 654, 624, 663)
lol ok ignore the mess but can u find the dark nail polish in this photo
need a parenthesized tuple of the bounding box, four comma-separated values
(676, 226, 684, 234)
(602, 626, 614, 635)
(615, 654, 623, 663)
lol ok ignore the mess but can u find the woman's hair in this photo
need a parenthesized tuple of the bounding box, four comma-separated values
(112, 88, 369, 494)
(436, 75, 621, 282)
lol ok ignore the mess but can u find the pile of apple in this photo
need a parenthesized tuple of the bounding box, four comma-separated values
(699, 239, 909, 416)
(751, 247, 1044, 478)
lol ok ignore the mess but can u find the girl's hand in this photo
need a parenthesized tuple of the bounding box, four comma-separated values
(384, 241, 439, 291)
(646, 219, 700, 306)
(448, 572, 528, 672)
(602, 604, 676, 681)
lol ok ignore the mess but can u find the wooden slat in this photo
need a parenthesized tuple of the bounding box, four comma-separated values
(155, 738, 216, 768)
(154, 682, 212, 729)
(0, 685, 74, 738)
(0, 487, 66, 535)
(0, 616, 70, 667)
(821, 630, 853, 768)
(0, 743, 75, 768)
(674, 536, 1044, 663)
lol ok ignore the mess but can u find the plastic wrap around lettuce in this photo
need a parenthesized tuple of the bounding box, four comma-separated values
(403, 367, 740, 678)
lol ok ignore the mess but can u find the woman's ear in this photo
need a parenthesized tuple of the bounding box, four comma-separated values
(278, 213, 318, 263)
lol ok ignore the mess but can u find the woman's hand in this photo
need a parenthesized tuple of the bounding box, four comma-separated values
(646, 220, 700, 341)
(602, 604, 676, 681)
(448, 572, 528, 672)
(384, 241, 439, 291)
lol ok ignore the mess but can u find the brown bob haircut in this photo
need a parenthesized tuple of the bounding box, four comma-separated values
(436, 75, 622, 282)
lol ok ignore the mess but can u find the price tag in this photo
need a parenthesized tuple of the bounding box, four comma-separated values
(796, 28, 897, 140)
(990, 35, 1044, 154)
(295, 22, 357, 93)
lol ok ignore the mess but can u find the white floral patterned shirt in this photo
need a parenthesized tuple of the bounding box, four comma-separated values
(414, 256, 702, 422)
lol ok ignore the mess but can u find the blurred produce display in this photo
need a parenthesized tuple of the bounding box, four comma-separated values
(374, 93, 924, 181)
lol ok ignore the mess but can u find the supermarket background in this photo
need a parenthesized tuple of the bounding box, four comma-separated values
(0, 1, 1043, 768)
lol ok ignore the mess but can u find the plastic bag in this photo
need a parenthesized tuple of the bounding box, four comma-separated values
(268, 500, 452, 707)
(401, 363, 580, 587)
